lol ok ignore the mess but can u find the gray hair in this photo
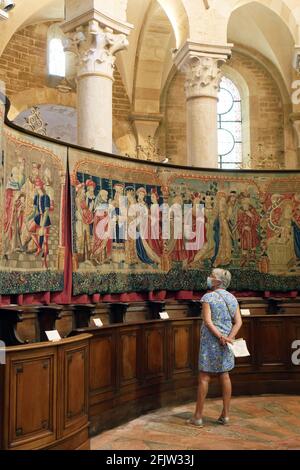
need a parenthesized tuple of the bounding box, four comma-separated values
(212, 269, 232, 289)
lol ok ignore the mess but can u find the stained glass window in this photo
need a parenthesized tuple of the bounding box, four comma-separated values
(49, 38, 65, 77)
(217, 77, 242, 169)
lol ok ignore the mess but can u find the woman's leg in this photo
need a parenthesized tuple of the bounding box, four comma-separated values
(219, 372, 232, 418)
(194, 372, 211, 419)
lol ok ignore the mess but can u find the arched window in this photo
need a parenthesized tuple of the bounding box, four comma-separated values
(217, 77, 243, 169)
(47, 24, 66, 78)
(49, 38, 65, 77)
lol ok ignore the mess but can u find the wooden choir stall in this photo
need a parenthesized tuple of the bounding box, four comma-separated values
(1, 93, 300, 450)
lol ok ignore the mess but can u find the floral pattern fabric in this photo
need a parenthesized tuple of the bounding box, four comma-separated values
(199, 289, 238, 373)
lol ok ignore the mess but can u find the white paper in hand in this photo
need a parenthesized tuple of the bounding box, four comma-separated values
(227, 338, 250, 357)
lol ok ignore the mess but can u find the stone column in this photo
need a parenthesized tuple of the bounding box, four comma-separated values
(62, 11, 132, 153)
(174, 43, 231, 168)
(290, 113, 300, 168)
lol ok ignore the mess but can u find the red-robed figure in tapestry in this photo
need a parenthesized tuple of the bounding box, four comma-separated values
(75, 182, 94, 260)
(237, 196, 260, 266)
(91, 189, 113, 265)
(148, 188, 163, 257)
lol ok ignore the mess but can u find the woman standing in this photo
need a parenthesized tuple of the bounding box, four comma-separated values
(189, 269, 242, 427)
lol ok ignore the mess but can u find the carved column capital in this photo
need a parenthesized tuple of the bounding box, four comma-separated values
(182, 55, 224, 99)
(63, 20, 129, 80)
(173, 42, 232, 100)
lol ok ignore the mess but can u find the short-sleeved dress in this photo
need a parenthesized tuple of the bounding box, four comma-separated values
(199, 289, 238, 373)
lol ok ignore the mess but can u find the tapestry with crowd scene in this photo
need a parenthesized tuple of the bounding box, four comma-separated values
(0, 126, 67, 295)
(69, 148, 300, 295)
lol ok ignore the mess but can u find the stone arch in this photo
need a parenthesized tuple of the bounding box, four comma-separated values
(227, 0, 296, 95)
(8, 86, 135, 154)
(156, 0, 189, 48)
(229, 0, 298, 42)
(0, 0, 59, 55)
(7, 87, 77, 120)
(133, 1, 176, 116)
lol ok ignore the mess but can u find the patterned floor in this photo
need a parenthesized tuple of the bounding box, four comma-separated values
(91, 396, 300, 450)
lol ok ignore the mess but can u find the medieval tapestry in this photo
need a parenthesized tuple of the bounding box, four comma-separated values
(0, 127, 67, 294)
(0, 85, 4, 170)
(69, 148, 300, 295)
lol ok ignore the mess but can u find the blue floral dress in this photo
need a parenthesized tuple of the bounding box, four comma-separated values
(199, 289, 238, 373)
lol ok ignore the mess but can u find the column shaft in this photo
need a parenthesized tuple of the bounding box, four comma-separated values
(174, 43, 231, 168)
(62, 17, 131, 153)
(187, 96, 218, 168)
(78, 74, 113, 152)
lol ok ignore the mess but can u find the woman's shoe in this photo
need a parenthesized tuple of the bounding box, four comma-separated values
(217, 416, 230, 425)
(187, 417, 203, 427)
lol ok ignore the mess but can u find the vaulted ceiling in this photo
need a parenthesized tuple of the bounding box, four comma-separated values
(0, 0, 298, 106)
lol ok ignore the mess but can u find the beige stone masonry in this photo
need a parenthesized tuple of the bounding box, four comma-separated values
(174, 41, 231, 168)
(62, 0, 133, 153)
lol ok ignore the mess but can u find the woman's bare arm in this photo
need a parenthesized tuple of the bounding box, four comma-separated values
(228, 305, 243, 341)
(202, 302, 223, 339)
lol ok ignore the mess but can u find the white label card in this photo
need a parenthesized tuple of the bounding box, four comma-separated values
(241, 309, 251, 316)
(45, 330, 61, 342)
(159, 312, 169, 320)
(93, 318, 103, 328)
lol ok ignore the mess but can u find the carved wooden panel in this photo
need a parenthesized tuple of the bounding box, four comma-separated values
(171, 324, 193, 374)
(8, 354, 56, 448)
(65, 351, 86, 421)
(257, 319, 287, 368)
(56, 311, 74, 339)
(16, 314, 38, 343)
(120, 330, 138, 385)
(144, 326, 166, 380)
(288, 318, 300, 369)
(59, 341, 89, 438)
(0, 336, 91, 450)
(89, 334, 116, 392)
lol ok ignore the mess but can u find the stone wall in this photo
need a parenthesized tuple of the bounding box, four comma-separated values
(162, 51, 287, 167)
(228, 51, 285, 165)
(163, 71, 187, 166)
(113, 69, 136, 155)
(0, 22, 292, 166)
(0, 23, 48, 96)
(0, 22, 136, 155)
